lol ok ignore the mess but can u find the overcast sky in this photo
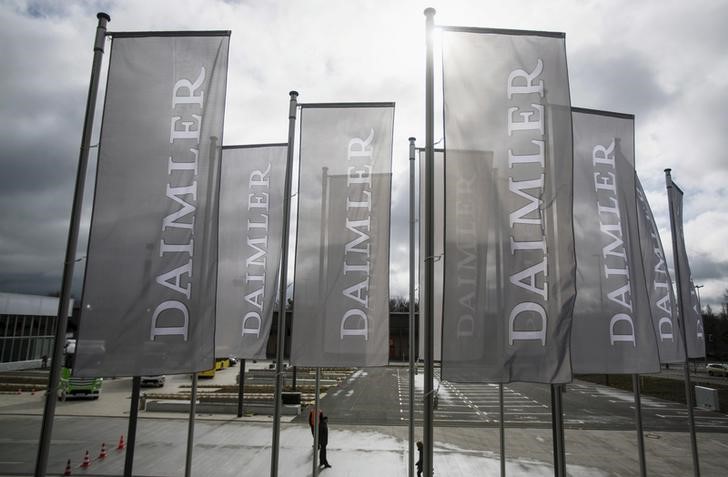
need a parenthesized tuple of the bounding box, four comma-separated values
(1, 0, 727, 310)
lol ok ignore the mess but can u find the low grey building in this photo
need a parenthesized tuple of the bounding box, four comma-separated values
(0, 292, 71, 371)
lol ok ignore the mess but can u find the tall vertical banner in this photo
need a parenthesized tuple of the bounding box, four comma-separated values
(441, 28, 576, 383)
(571, 108, 660, 374)
(291, 104, 394, 367)
(668, 180, 706, 358)
(75, 32, 230, 377)
(418, 149, 444, 362)
(216, 145, 287, 360)
(636, 177, 685, 363)
(441, 149, 497, 381)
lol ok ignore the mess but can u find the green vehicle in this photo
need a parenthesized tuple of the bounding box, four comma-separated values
(57, 339, 103, 400)
(58, 367, 103, 400)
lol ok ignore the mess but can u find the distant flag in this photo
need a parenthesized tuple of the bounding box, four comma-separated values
(418, 148, 444, 362)
(216, 144, 287, 360)
(635, 177, 685, 364)
(441, 27, 575, 383)
(571, 108, 660, 374)
(75, 31, 230, 377)
(666, 174, 706, 358)
(290, 103, 394, 367)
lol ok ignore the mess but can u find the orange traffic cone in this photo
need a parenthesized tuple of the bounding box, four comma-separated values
(79, 450, 91, 468)
(117, 434, 125, 450)
(98, 442, 107, 459)
(63, 459, 72, 476)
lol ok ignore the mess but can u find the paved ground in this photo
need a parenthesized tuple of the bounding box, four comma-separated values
(1, 362, 728, 476)
(2, 414, 728, 476)
(311, 366, 728, 432)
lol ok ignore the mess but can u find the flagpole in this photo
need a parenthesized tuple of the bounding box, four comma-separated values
(237, 359, 246, 417)
(312, 368, 321, 476)
(184, 373, 198, 477)
(632, 374, 647, 477)
(123, 376, 141, 477)
(423, 8, 436, 477)
(499, 384, 506, 477)
(550, 385, 566, 476)
(312, 164, 329, 476)
(408, 137, 417, 477)
(271, 90, 299, 477)
(34, 12, 110, 477)
(550, 385, 558, 475)
(665, 168, 700, 477)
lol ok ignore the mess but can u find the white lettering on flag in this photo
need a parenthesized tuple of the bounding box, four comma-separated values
(507, 59, 549, 346)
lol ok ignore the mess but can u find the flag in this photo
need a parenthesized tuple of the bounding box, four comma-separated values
(667, 178, 706, 358)
(216, 144, 287, 360)
(571, 108, 660, 374)
(441, 27, 575, 383)
(635, 177, 685, 364)
(418, 148, 444, 362)
(75, 32, 230, 377)
(440, 149, 497, 380)
(290, 103, 394, 367)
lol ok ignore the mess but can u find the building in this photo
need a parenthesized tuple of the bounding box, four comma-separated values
(0, 292, 72, 371)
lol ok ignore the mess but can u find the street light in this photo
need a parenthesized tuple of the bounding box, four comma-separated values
(695, 284, 704, 313)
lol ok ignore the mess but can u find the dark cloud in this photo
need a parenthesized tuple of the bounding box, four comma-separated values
(17, 1, 113, 19)
(690, 253, 728, 282)
(570, 48, 673, 118)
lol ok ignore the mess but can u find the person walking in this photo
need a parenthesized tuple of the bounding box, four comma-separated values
(319, 414, 332, 469)
(416, 440, 423, 477)
(309, 407, 322, 436)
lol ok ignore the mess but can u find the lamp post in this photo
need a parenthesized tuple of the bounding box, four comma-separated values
(695, 284, 704, 313)
(695, 284, 706, 366)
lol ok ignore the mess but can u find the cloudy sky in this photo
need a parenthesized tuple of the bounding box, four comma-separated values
(1, 0, 727, 310)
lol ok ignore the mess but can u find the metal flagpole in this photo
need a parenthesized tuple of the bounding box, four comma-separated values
(557, 386, 566, 476)
(423, 8, 436, 477)
(184, 373, 198, 477)
(632, 374, 647, 477)
(311, 158, 330, 476)
(123, 376, 141, 477)
(550, 384, 566, 477)
(237, 359, 246, 417)
(550, 385, 556, 474)
(34, 12, 110, 477)
(408, 137, 417, 477)
(312, 368, 321, 476)
(271, 90, 299, 477)
(500, 384, 505, 477)
(665, 168, 700, 477)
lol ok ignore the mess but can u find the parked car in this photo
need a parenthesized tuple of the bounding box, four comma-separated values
(140, 375, 166, 387)
(706, 363, 728, 377)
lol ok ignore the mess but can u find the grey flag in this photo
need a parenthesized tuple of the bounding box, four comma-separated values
(667, 180, 706, 358)
(635, 177, 685, 364)
(418, 149, 444, 362)
(75, 32, 230, 377)
(441, 28, 575, 383)
(291, 104, 394, 367)
(216, 145, 287, 360)
(571, 108, 660, 374)
(441, 150, 499, 380)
